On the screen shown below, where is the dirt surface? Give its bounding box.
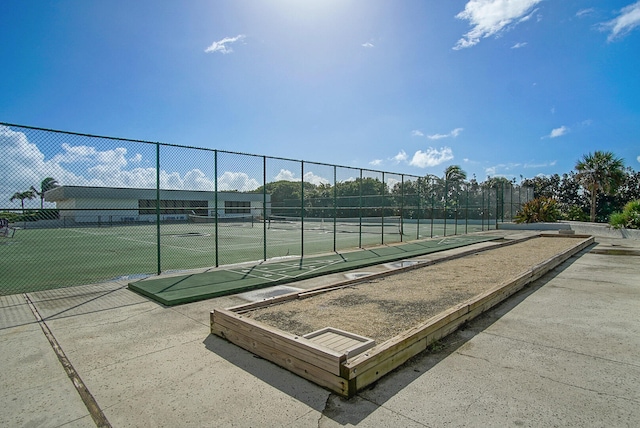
[245,237,583,344]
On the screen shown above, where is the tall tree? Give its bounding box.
[443,165,467,184]
[30,177,59,209]
[575,151,625,222]
[10,190,36,213]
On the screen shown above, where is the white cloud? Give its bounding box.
[601,1,640,41]
[217,171,259,191]
[524,160,557,168]
[511,42,527,49]
[411,130,424,137]
[391,151,408,164]
[450,127,463,137]
[387,178,400,189]
[0,125,260,208]
[454,0,542,50]
[548,126,569,138]
[408,147,454,168]
[369,159,383,166]
[427,128,463,140]
[576,8,595,18]
[1,126,91,209]
[518,10,536,23]
[483,162,524,178]
[304,172,330,186]
[205,35,246,54]
[272,169,329,186]
[274,169,297,182]
[637,155,640,164]
[362,42,375,48]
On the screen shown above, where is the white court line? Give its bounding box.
[225,267,286,282]
[70,228,214,254]
[225,256,344,282]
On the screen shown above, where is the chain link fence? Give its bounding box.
[0,123,533,295]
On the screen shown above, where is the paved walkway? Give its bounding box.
[1,232,639,427]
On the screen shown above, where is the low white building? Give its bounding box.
[44,186,270,224]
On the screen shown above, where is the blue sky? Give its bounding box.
[1,0,639,202]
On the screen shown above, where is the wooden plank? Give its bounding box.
[225,291,303,313]
[467,270,532,313]
[213,321,348,395]
[539,233,593,239]
[529,236,593,281]
[353,338,427,393]
[343,303,469,379]
[212,309,345,375]
[352,306,478,392]
[303,327,376,357]
[212,309,344,364]
[315,334,353,349]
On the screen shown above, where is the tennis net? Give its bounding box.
[189,214,255,227]
[267,216,402,234]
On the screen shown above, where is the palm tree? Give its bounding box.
[444,165,467,184]
[575,151,625,222]
[440,166,468,233]
[10,190,36,213]
[441,165,467,201]
[30,177,59,209]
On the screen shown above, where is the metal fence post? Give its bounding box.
[156,143,161,275]
[381,172,385,245]
[482,185,485,231]
[400,174,404,241]
[333,165,337,252]
[214,150,219,267]
[443,179,448,237]
[454,189,459,235]
[359,169,363,248]
[465,184,469,234]
[416,178,421,240]
[301,161,304,258]
[263,156,267,261]
[430,178,435,238]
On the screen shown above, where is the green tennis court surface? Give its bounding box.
[129,235,500,306]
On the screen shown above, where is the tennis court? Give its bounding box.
[128,234,500,305]
[0,123,531,298]
[0,218,494,296]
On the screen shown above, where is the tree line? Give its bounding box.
[253,165,523,220]
[522,151,639,223]
[7,151,638,226]
[256,151,638,225]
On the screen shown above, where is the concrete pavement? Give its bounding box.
[1,233,639,427]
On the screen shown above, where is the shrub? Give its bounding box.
[0,209,59,223]
[0,212,21,223]
[609,200,640,229]
[514,197,560,223]
[560,204,589,222]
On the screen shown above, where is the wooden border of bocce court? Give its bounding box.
[210,233,594,398]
